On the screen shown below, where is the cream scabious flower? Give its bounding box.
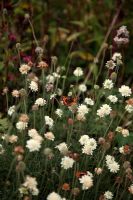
[28,129,43,142]
[105,155,120,173]
[29,81,38,92]
[104,191,113,200]
[77,104,89,115]
[121,128,129,137]
[44,132,55,141]
[78,84,87,92]
[55,142,68,155]
[61,156,75,169]
[125,104,133,113]
[79,135,90,145]
[103,79,113,90]
[45,116,54,128]
[107,95,118,103]
[97,104,112,118]
[84,98,94,106]
[55,109,63,118]
[16,121,28,130]
[47,192,64,200]
[73,67,83,77]
[112,52,122,61]
[35,98,46,106]
[26,139,41,152]
[119,85,132,97]
[79,173,93,190]
[8,105,15,116]
[19,64,31,74]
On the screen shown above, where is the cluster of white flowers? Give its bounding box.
[19,175,39,196]
[107,95,118,103]
[73,67,83,77]
[35,98,46,106]
[84,98,94,106]
[55,109,63,118]
[105,155,120,173]
[79,135,97,155]
[79,171,93,190]
[19,64,31,74]
[78,84,87,92]
[16,121,28,131]
[44,132,55,141]
[8,105,15,116]
[104,191,113,200]
[61,156,75,169]
[77,104,89,120]
[47,192,66,200]
[97,104,112,118]
[45,116,54,128]
[119,85,132,97]
[125,104,133,113]
[29,81,38,92]
[26,129,43,152]
[103,79,114,90]
[46,74,55,83]
[55,142,68,155]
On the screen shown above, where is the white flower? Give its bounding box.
[19,64,31,74]
[22,175,39,196]
[125,104,133,113]
[56,142,68,155]
[119,85,132,97]
[16,121,28,130]
[73,67,83,77]
[35,98,46,106]
[84,98,94,106]
[82,138,97,155]
[107,95,118,103]
[55,109,63,118]
[29,81,38,92]
[121,128,129,137]
[128,184,133,195]
[46,75,55,83]
[28,129,43,142]
[112,53,122,61]
[105,60,116,70]
[8,135,18,143]
[45,116,54,128]
[44,132,55,141]
[47,192,62,200]
[50,93,57,99]
[104,191,113,200]
[79,135,90,145]
[105,155,120,173]
[79,84,87,92]
[119,146,125,154]
[103,79,113,90]
[8,105,15,116]
[79,174,93,190]
[77,104,89,115]
[52,72,60,78]
[97,104,112,118]
[61,156,75,169]
[26,139,41,152]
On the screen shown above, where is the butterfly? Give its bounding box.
[61,96,78,106]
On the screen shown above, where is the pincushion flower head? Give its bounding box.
[79,171,93,190]
[97,104,112,118]
[19,64,31,74]
[44,132,55,141]
[61,156,75,169]
[103,79,113,90]
[47,192,65,200]
[55,142,68,155]
[107,95,118,103]
[84,98,94,106]
[119,85,132,97]
[35,98,46,106]
[73,67,83,77]
[45,116,54,128]
[105,155,120,173]
[29,81,38,92]
[78,84,87,92]
[104,191,113,199]
[26,139,41,152]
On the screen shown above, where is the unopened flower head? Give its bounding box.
[61,156,75,170]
